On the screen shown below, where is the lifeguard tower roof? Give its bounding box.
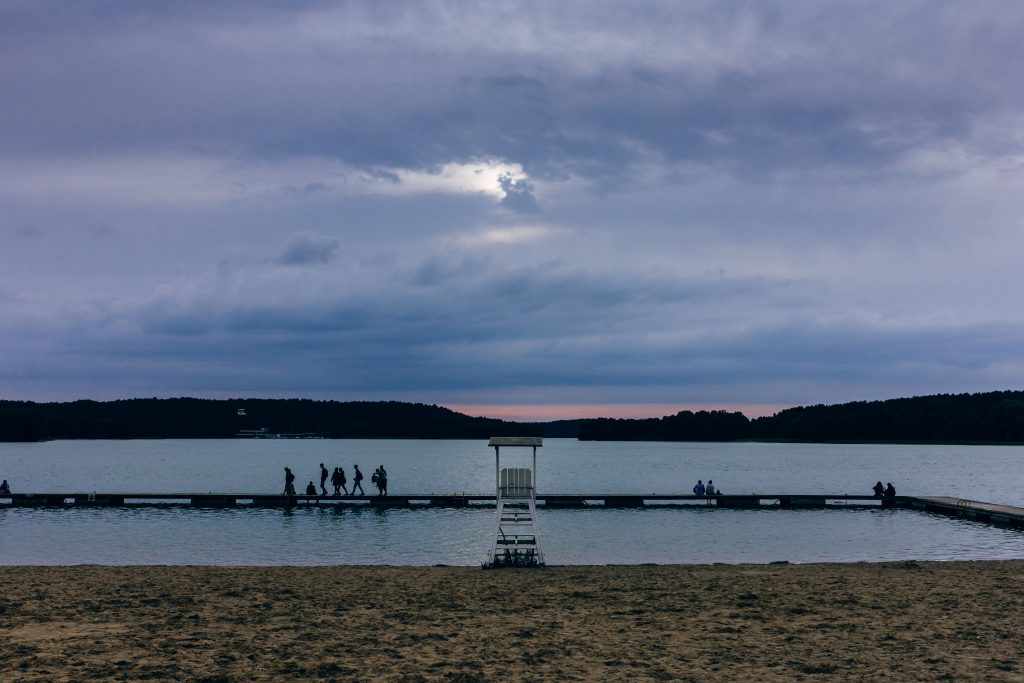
[488,436,542,447]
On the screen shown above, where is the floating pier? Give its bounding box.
[2,492,908,507]
[3,492,1024,527]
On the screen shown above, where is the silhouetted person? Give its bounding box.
[338,466,348,495]
[306,481,317,496]
[320,463,329,495]
[884,482,896,498]
[351,465,364,495]
[0,479,9,495]
[373,465,388,496]
[693,480,705,496]
[283,467,296,496]
[705,480,716,496]
[872,481,884,497]
[331,467,343,496]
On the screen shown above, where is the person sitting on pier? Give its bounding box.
[693,480,705,496]
[0,479,10,495]
[350,465,365,495]
[872,481,884,497]
[319,463,330,496]
[305,481,317,496]
[884,482,896,498]
[283,467,297,496]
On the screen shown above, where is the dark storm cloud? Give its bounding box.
[497,174,541,213]
[4,251,1022,405]
[3,1,1024,410]
[275,232,340,266]
[3,2,1021,179]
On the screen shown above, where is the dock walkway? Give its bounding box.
[2,492,1023,529]
[907,496,1024,527]
[0,492,906,507]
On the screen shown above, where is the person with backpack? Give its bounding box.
[350,465,364,495]
[338,466,348,495]
[283,467,296,496]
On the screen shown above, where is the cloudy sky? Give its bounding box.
[3,1,1024,420]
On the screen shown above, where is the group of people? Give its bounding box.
[282,463,388,497]
[872,481,897,498]
[370,466,388,496]
[692,479,719,496]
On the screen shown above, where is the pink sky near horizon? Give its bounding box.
[445,402,793,423]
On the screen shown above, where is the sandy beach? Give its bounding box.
[1,561,1022,681]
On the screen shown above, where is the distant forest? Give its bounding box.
[1,391,1024,443]
[0,399,538,442]
[579,391,1024,443]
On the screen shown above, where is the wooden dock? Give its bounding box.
[1,492,1021,526]
[906,496,1024,528]
[1,492,908,508]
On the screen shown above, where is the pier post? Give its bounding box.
[190,495,237,508]
[716,495,762,508]
[603,497,645,508]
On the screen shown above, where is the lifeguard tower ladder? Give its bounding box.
[484,436,545,568]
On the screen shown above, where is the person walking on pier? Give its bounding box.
[283,467,297,496]
[331,467,343,496]
[373,465,388,496]
[351,465,365,495]
[872,481,884,497]
[319,463,329,496]
[693,480,705,496]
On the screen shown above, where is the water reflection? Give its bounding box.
[1,504,1021,566]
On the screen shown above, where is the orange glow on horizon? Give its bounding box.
[444,402,791,422]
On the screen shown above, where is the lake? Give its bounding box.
[1,439,1022,565]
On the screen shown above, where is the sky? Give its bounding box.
[3,1,1024,421]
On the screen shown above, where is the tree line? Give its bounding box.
[0,398,537,442]
[2,391,1024,443]
[578,391,1024,443]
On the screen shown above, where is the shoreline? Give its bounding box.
[2,560,1022,681]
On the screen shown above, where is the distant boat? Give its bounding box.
[235,428,324,439]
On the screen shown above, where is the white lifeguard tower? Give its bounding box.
[484,436,545,568]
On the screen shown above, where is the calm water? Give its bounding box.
[1,439,1022,565]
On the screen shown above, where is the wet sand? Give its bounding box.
[1,561,1022,681]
